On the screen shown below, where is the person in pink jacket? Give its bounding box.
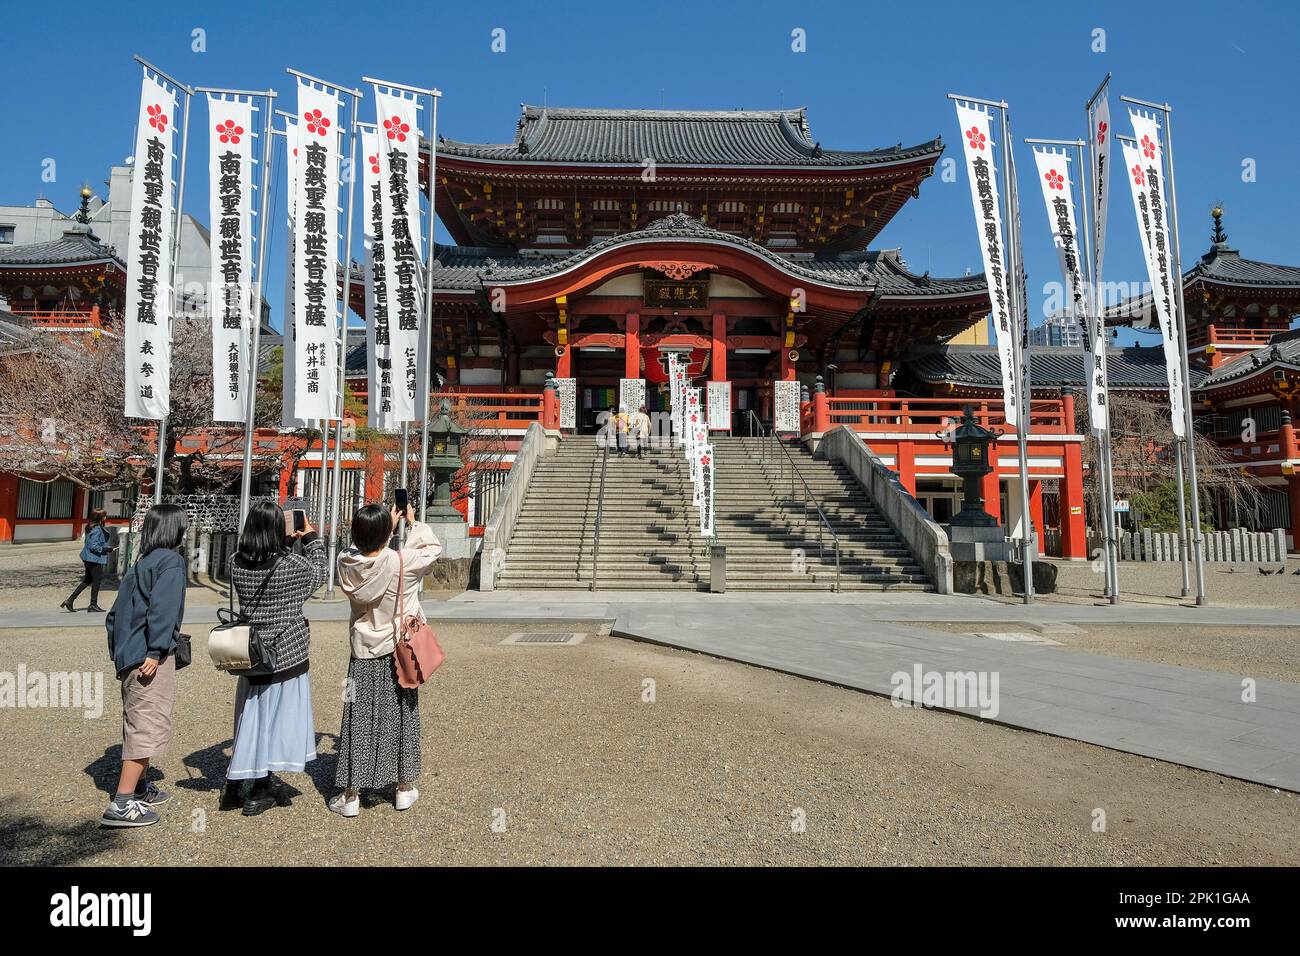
[329,502,442,817]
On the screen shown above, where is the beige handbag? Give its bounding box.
[208,556,284,676]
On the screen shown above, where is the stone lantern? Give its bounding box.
[425,397,468,521]
[949,405,999,528]
[946,404,1010,562]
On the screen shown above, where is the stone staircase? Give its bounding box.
[493,434,931,591]
[494,437,707,590]
[710,437,931,591]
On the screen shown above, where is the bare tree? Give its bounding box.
[1076,390,1261,529]
[0,320,299,493]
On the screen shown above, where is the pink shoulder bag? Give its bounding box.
[392,551,444,688]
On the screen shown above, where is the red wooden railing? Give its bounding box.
[809,395,1072,436]
[436,391,544,430]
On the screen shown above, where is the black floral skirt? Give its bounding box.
[335,654,421,790]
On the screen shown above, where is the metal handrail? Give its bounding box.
[589,425,611,590]
[746,410,841,591]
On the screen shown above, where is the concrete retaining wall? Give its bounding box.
[479,422,549,591]
[816,425,954,594]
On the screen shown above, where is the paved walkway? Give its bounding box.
[8,588,1298,791]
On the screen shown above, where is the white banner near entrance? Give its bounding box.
[1088,94,1112,281]
[124,70,178,420]
[361,128,395,429]
[697,443,714,537]
[619,378,645,415]
[706,380,730,431]
[1122,113,1186,437]
[555,377,576,429]
[207,95,254,422]
[291,78,341,422]
[372,86,425,424]
[1031,147,1107,434]
[668,354,687,438]
[280,119,308,429]
[773,379,800,433]
[954,101,1021,427]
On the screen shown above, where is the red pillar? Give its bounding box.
[1029,479,1045,541]
[0,473,17,543]
[364,443,386,504]
[624,312,640,380]
[1060,440,1087,558]
[1287,475,1300,553]
[711,312,727,382]
[896,443,917,496]
[555,345,571,379]
[779,347,796,381]
[543,383,560,430]
[983,441,1002,524]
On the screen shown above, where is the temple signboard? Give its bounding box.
[643,278,709,309]
[773,379,800,433]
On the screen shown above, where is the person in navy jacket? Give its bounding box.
[62,508,113,612]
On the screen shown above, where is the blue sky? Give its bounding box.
[3,0,1297,344]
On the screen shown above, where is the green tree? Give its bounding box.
[1131,479,1214,532]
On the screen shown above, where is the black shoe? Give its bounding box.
[218,781,244,812]
[241,780,277,817]
[60,600,75,612]
[87,604,105,613]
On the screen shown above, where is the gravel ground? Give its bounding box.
[1032,557,1300,609]
[1,620,1297,867]
[908,622,1300,685]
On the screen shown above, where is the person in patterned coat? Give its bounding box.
[222,500,327,816]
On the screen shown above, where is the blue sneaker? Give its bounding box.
[134,780,170,806]
[101,798,159,828]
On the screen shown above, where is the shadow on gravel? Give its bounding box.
[84,746,165,795]
[0,798,118,865]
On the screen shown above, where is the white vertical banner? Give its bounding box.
[372,86,425,424]
[124,71,178,420]
[555,377,576,429]
[773,379,800,433]
[1032,148,1106,432]
[292,79,342,421]
[954,101,1020,426]
[697,443,714,537]
[1089,95,1112,280]
[669,354,686,437]
[706,380,730,430]
[207,95,254,422]
[619,378,645,415]
[1123,113,1186,437]
[361,128,395,429]
[280,120,307,428]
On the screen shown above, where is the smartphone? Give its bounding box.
[284,509,307,535]
[394,488,409,514]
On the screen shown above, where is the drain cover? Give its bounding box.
[500,631,587,646]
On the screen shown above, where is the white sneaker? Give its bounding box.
[395,786,419,811]
[328,792,360,817]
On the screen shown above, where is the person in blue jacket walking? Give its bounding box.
[102,504,188,828]
[62,508,113,612]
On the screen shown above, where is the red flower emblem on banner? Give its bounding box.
[1131,164,1145,186]
[215,119,244,144]
[147,104,168,133]
[368,154,381,174]
[1140,134,1156,159]
[383,116,410,142]
[1097,120,1107,144]
[700,454,711,467]
[303,109,331,136]
[1044,169,1065,190]
[965,125,986,151]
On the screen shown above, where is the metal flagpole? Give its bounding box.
[416,90,442,523]
[1085,74,1121,602]
[138,57,193,505]
[202,87,279,533]
[1173,438,1191,595]
[1120,98,1206,604]
[326,87,363,597]
[999,103,1034,604]
[316,419,330,530]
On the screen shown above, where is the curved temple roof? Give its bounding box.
[438,105,943,169]
[419,213,986,298]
